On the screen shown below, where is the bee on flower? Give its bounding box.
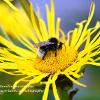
[0,0,100,100]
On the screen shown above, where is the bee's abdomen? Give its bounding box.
[37,48,45,58]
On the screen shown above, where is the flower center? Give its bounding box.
[33,46,78,74]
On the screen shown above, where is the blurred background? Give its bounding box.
[0,0,100,100]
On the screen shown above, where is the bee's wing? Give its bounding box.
[43,41,54,45]
[34,41,47,48]
[34,42,42,48]
[34,41,54,48]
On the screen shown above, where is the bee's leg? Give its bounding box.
[42,56,45,60]
[55,50,57,57]
[42,52,47,60]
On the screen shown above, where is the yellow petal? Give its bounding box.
[64,73,86,87]
[42,76,51,100]
[30,3,43,41]
[52,82,60,100]
[56,18,61,39]
[3,0,18,11]
[39,19,49,41]
[46,0,55,38]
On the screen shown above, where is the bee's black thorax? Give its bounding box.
[40,38,62,51]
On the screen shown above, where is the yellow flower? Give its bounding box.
[0,0,100,100]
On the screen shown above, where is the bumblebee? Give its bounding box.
[34,37,63,60]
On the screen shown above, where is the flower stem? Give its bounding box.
[58,87,78,100]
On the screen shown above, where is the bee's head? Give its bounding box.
[49,37,64,49]
[58,41,64,49]
[48,37,58,44]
